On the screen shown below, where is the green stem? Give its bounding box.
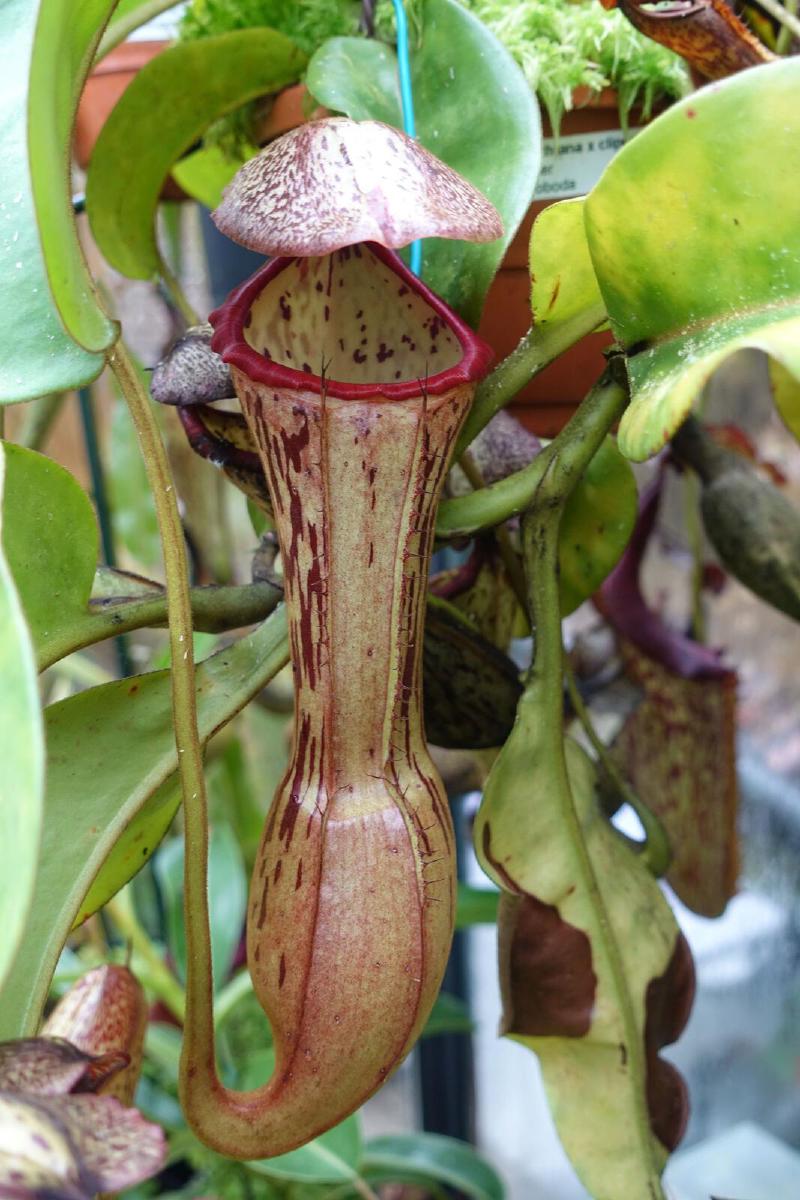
[756,0,800,46]
[79,386,133,677]
[160,257,201,328]
[212,969,255,1030]
[351,1179,381,1200]
[776,0,799,53]
[438,368,627,540]
[108,338,209,1020]
[37,580,282,671]
[106,891,186,1022]
[18,393,65,451]
[95,0,183,62]
[563,656,671,877]
[455,303,606,458]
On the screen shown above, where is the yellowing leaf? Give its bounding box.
[584,60,800,461]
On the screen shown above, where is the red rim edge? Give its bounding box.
[209,242,494,401]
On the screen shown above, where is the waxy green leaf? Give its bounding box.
[422,991,474,1037]
[75,779,180,927]
[248,1108,362,1184]
[559,437,637,615]
[28,0,119,352]
[363,1133,504,1200]
[477,736,691,1200]
[87,30,306,279]
[0,610,288,1040]
[0,2,108,402]
[530,197,606,341]
[153,822,248,989]
[307,0,541,323]
[455,883,499,929]
[0,446,45,994]
[475,469,691,1200]
[1,442,98,665]
[584,60,800,461]
[171,142,256,211]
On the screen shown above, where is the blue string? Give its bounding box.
[391,0,422,276]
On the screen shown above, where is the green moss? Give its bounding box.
[179,0,361,152]
[459,0,691,133]
[180,0,362,56]
[179,0,690,153]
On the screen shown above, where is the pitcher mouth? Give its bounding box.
[209,242,493,402]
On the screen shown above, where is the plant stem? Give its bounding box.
[519,372,665,1200]
[756,0,800,46]
[95,0,183,62]
[78,386,133,677]
[160,257,201,328]
[106,890,186,1022]
[212,969,255,1029]
[438,368,627,539]
[455,303,606,458]
[776,0,799,52]
[37,579,283,671]
[18,393,65,451]
[108,338,208,1015]
[563,655,671,877]
[351,1178,381,1200]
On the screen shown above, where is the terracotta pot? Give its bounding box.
[478,89,661,436]
[75,40,187,200]
[254,82,327,143]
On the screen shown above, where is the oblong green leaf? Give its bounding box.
[74,778,180,927]
[0,609,288,1040]
[248,1109,362,1184]
[171,142,255,211]
[306,38,401,127]
[1,442,98,663]
[559,436,637,615]
[422,991,474,1037]
[0,445,44,993]
[455,883,499,929]
[476,734,688,1200]
[28,0,119,352]
[153,821,247,989]
[307,0,541,323]
[0,1,105,402]
[530,197,606,339]
[363,1133,504,1200]
[86,29,306,280]
[584,60,800,461]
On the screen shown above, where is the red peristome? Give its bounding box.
[209,242,493,401]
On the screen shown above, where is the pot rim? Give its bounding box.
[87,39,170,78]
[209,242,494,401]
